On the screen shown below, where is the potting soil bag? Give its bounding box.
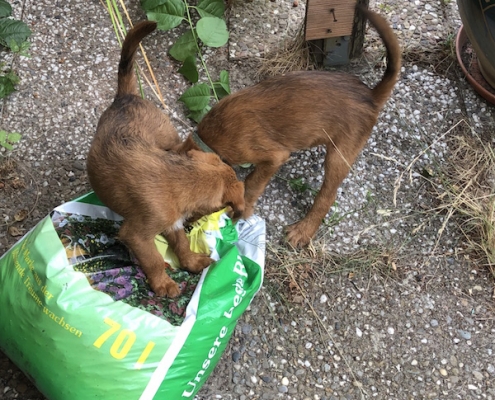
[0,192,265,399]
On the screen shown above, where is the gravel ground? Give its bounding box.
[1,0,495,399]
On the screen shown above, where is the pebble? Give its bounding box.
[472,371,483,381]
[278,385,288,393]
[458,330,472,340]
[72,160,85,171]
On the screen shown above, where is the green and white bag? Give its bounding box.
[0,192,265,399]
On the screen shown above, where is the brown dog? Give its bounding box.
[177,6,401,247]
[87,21,245,297]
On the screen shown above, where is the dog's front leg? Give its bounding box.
[119,221,181,298]
[164,229,213,273]
[243,154,289,219]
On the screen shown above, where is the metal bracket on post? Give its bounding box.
[322,35,350,66]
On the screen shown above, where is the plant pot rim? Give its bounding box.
[455,24,495,106]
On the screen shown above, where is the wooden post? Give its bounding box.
[305,0,369,65]
[349,0,369,59]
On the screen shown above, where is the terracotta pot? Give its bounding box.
[456,25,495,105]
[456,0,495,89]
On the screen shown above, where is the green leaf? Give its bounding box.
[178,55,199,83]
[7,131,21,143]
[212,69,230,99]
[169,30,197,61]
[145,0,185,31]
[0,71,19,99]
[196,0,225,18]
[289,177,310,193]
[0,18,31,49]
[178,83,211,111]
[196,16,228,48]
[0,0,12,18]
[0,130,21,150]
[188,105,211,123]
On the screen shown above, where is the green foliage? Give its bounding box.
[0,66,18,98]
[289,177,311,194]
[0,0,31,100]
[0,0,12,18]
[0,130,21,151]
[0,0,31,49]
[141,0,230,122]
[178,83,211,111]
[178,55,199,83]
[195,16,228,47]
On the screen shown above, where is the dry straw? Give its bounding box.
[434,123,495,277]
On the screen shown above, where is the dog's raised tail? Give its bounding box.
[359,6,401,110]
[117,20,157,97]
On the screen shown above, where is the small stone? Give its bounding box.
[242,324,252,335]
[232,351,241,362]
[320,294,328,303]
[473,371,484,381]
[458,330,471,340]
[450,355,458,366]
[430,319,438,327]
[356,327,363,337]
[439,369,448,376]
[72,160,85,171]
[278,385,288,393]
[281,377,289,386]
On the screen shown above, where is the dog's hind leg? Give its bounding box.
[119,221,181,298]
[164,229,213,273]
[242,151,290,219]
[286,145,354,247]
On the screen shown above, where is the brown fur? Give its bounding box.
[87,21,244,297]
[177,7,401,247]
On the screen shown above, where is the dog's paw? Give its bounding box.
[150,276,181,298]
[285,221,314,248]
[182,253,214,274]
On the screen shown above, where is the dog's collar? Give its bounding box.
[191,130,215,154]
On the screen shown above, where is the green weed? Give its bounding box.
[0,130,21,151]
[0,0,31,99]
[141,0,230,122]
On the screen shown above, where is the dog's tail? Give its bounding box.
[117,20,157,97]
[359,6,401,109]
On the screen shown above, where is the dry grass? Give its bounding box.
[401,30,457,76]
[256,26,315,78]
[264,242,398,303]
[433,125,495,278]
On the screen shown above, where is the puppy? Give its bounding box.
[177,6,401,247]
[87,21,244,297]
